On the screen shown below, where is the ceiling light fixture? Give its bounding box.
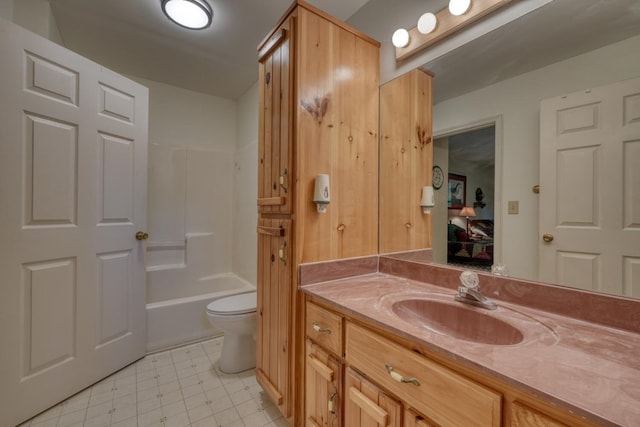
[449,0,472,16]
[392,28,410,48]
[161,0,213,30]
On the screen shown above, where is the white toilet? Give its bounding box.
[206,291,257,373]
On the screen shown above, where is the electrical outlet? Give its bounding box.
[508,200,519,214]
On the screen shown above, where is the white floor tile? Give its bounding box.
[21,337,284,427]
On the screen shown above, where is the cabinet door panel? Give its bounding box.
[345,368,402,427]
[511,401,568,427]
[306,340,342,427]
[256,218,292,414]
[405,408,440,427]
[258,18,293,215]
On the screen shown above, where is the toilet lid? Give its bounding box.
[207,291,256,315]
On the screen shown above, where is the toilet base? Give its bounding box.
[219,333,256,373]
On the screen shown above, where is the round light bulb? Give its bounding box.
[162,0,212,30]
[449,0,471,16]
[417,12,437,34]
[392,28,410,48]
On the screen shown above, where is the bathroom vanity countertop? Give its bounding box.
[301,273,640,427]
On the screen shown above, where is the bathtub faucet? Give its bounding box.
[454,271,497,310]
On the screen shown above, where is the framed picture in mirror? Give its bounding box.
[448,173,466,209]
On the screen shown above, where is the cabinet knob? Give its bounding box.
[542,233,554,243]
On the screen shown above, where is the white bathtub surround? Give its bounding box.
[146,144,233,274]
[233,82,259,285]
[146,274,255,352]
[20,337,288,427]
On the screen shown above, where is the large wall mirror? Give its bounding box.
[371,0,640,299]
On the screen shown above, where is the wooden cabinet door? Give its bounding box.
[345,368,402,427]
[256,218,292,416]
[511,402,568,427]
[258,16,294,215]
[404,409,439,427]
[305,340,342,427]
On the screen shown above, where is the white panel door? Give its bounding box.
[0,18,148,426]
[539,76,640,297]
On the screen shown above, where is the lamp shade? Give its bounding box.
[459,206,476,217]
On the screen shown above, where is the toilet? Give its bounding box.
[206,291,257,373]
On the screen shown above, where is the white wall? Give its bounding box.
[233,82,259,284]
[10,0,63,45]
[0,0,13,21]
[434,35,640,281]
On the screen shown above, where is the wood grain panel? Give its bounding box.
[305,340,341,427]
[511,401,568,427]
[345,367,401,427]
[346,322,501,427]
[379,69,433,253]
[306,302,343,356]
[295,7,379,264]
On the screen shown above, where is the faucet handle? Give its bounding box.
[460,270,480,290]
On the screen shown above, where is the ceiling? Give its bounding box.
[48,0,640,101]
[49,0,371,100]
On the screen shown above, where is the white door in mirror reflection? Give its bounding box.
[539,76,640,297]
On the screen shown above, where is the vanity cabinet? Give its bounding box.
[304,297,600,427]
[257,1,380,422]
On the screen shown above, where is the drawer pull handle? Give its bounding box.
[328,389,337,416]
[312,321,331,334]
[385,363,420,386]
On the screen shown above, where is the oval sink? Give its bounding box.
[392,298,524,345]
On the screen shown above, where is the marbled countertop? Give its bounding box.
[301,273,640,427]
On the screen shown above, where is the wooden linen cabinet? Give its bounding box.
[256,0,380,423]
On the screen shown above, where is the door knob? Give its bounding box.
[135,231,149,240]
[542,233,554,243]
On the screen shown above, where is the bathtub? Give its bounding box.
[146,273,255,352]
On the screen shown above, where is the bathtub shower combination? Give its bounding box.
[146,271,255,352]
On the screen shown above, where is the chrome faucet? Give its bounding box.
[454,271,497,310]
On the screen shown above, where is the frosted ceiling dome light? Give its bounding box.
[449,0,471,16]
[162,0,213,29]
[392,28,410,48]
[417,12,437,34]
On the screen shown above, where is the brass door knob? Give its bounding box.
[135,231,149,241]
[542,233,554,243]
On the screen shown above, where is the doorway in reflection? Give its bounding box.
[433,126,495,271]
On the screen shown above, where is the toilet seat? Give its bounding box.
[206,291,256,316]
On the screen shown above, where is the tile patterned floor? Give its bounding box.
[19,338,289,427]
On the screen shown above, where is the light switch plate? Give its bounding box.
[508,200,519,214]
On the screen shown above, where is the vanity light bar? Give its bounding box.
[395,0,512,61]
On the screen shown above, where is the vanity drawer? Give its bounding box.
[345,322,501,427]
[306,302,343,356]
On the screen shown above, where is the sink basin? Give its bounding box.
[392,298,524,345]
